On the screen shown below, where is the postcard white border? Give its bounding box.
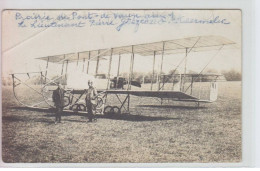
[0,0,258,168]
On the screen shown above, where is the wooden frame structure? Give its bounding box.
[11,35,235,114]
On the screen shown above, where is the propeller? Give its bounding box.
[128,80,141,88]
[110,77,141,88]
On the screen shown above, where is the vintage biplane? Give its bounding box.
[11,35,235,115]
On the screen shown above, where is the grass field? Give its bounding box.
[1,81,241,163]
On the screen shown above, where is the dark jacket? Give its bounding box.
[52,87,65,108]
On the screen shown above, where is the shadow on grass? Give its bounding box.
[8,106,53,113]
[43,113,179,122]
[8,107,180,122]
[100,114,180,122]
[137,105,206,110]
[3,115,55,124]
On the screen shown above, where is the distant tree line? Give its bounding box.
[221,69,241,81]
[2,77,12,86]
[1,74,67,86]
[1,69,241,86]
[127,69,241,83]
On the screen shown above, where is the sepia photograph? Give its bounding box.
[1,9,242,164]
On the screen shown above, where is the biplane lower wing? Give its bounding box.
[71,89,211,103]
[106,90,196,98]
[105,90,212,103]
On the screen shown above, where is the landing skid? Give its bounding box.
[103,93,131,115]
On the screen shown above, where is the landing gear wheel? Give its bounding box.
[41,86,55,108]
[63,96,70,108]
[77,104,86,111]
[104,106,114,115]
[72,104,78,111]
[72,104,86,112]
[96,97,104,109]
[112,106,121,115]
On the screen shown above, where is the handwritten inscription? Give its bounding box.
[15,11,230,31]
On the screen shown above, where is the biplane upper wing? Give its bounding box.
[36,35,235,63]
[36,50,109,64]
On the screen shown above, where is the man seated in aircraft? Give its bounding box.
[52,83,65,124]
[111,77,125,89]
[85,80,98,122]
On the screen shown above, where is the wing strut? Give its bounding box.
[182,48,188,91]
[107,48,113,89]
[86,51,90,74]
[44,57,49,82]
[151,51,156,90]
[95,50,100,76]
[61,55,65,76]
[158,41,165,90]
[65,60,69,80]
[116,53,121,86]
[130,45,135,90]
[127,45,135,90]
[82,58,85,72]
[76,52,80,66]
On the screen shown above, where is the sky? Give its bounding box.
[2,10,241,77]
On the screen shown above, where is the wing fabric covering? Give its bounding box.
[105,90,211,102]
[105,90,196,99]
[36,36,235,63]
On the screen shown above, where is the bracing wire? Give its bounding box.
[184,45,224,93]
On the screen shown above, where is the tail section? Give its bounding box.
[210,82,218,102]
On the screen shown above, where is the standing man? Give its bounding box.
[85,80,98,122]
[52,83,65,124]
